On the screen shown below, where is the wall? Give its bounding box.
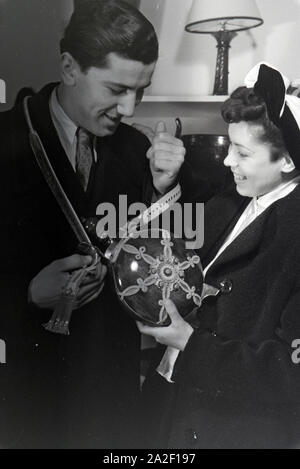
[140,0,300,97]
[0,0,73,110]
[0,0,299,133]
[126,0,300,135]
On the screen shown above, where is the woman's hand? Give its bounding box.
[137,299,194,351]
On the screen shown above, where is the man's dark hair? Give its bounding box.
[60,0,159,72]
[221,86,288,162]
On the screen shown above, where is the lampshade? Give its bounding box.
[185,0,263,33]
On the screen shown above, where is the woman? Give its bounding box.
[138,63,300,449]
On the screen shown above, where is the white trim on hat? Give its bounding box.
[243,62,300,130]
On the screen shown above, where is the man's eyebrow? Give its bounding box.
[103,81,152,89]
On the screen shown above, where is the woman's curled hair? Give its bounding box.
[221,87,267,123]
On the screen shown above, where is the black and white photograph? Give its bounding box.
[1,0,300,454]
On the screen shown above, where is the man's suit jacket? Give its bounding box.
[0,83,156,448]
[146,185,300,449]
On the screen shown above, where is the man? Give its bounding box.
[0,0,189,448]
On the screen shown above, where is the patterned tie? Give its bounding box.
[75,127,93,191]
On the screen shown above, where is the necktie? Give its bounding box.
[75,127,93,191]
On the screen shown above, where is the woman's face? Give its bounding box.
[224,121,286,197]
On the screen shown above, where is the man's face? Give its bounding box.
[67,52,156,136]
[224,121,286,198]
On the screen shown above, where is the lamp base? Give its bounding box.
[212,30,237,96]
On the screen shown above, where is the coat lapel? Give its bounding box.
[200,188,249,266]
[208,183,300,275]
[207,201,277,275]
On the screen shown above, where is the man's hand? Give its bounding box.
[148,122,185,195]
[133,121,185,195]
[131,123,155,143]
[29,254,107,310]
[136,299,193,351]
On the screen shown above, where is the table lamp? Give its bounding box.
[185,0,263,95]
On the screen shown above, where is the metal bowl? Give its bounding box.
[182,134,231,195]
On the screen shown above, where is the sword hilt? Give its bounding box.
[76,242,100,266]
[81,217,114,264]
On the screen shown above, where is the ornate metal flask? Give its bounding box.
[84,223,219,327]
